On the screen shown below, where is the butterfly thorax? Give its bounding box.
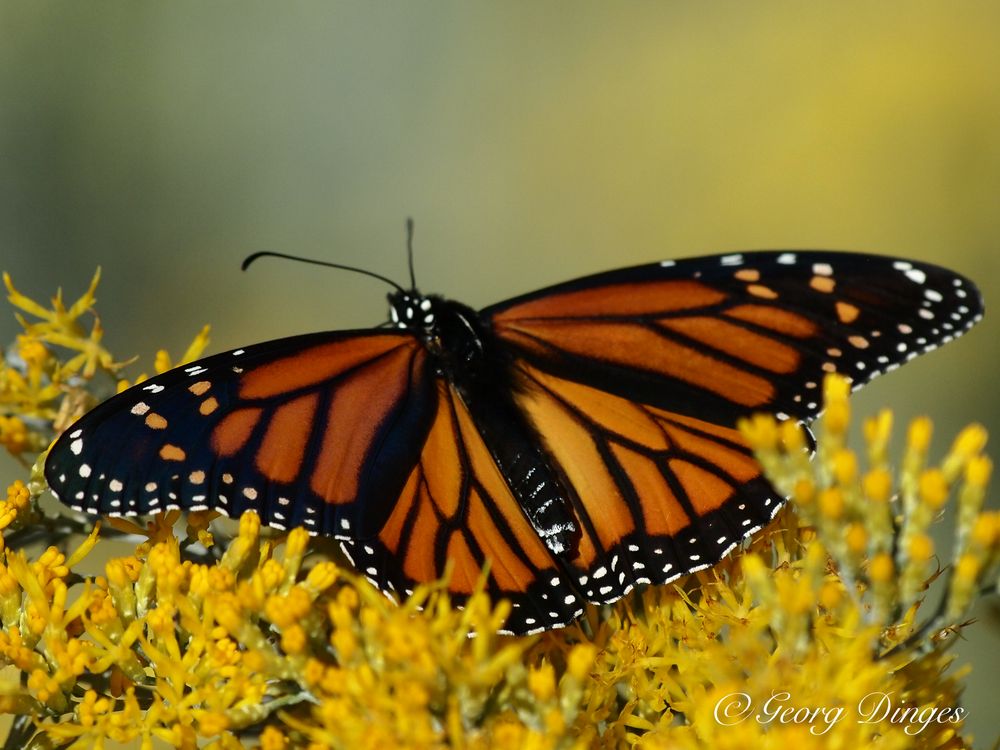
[388,291,487,375]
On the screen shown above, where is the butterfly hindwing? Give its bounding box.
[341,381,585,634]
[46,330,436,538]
[513,364,783,603]
[485,251,982,423]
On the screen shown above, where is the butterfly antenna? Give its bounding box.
[241,251,407,293]
[406,217,418,291]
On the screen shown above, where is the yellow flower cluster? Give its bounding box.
[2,271,114,437]
[1,270,209,457]
[0,272,995,748]
[741,376,998,642]
[0,497,597,749]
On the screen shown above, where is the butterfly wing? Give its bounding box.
[481,251,982,606]
[341,380,584,634]
[512,363,782,604]
[45,331,437,538]
[485,251,983,423]
[47,327,583,633]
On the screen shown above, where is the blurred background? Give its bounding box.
[1,1,998,743]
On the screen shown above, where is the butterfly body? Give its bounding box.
[45,250,983,633]
[389,289,579,555]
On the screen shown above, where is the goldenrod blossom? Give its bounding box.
[0,273,994,748]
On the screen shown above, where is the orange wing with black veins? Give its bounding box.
[46,331,437,539]
[478,251,981,607]
[509,363,780,604]
[340,381,585,634]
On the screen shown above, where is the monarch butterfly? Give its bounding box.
[44,243,982,634]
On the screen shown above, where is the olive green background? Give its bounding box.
[1,2,998,745]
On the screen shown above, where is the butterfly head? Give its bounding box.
[388,290,436,332]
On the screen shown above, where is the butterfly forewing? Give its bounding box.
[46,331,436,537]
[486,251,982,423]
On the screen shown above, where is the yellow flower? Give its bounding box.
[16,335,49,370]
[3,269,115,379]
[259,726,288,750]
[527,661,557,702]
[0,416,29,457]
[0,275,997,749]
